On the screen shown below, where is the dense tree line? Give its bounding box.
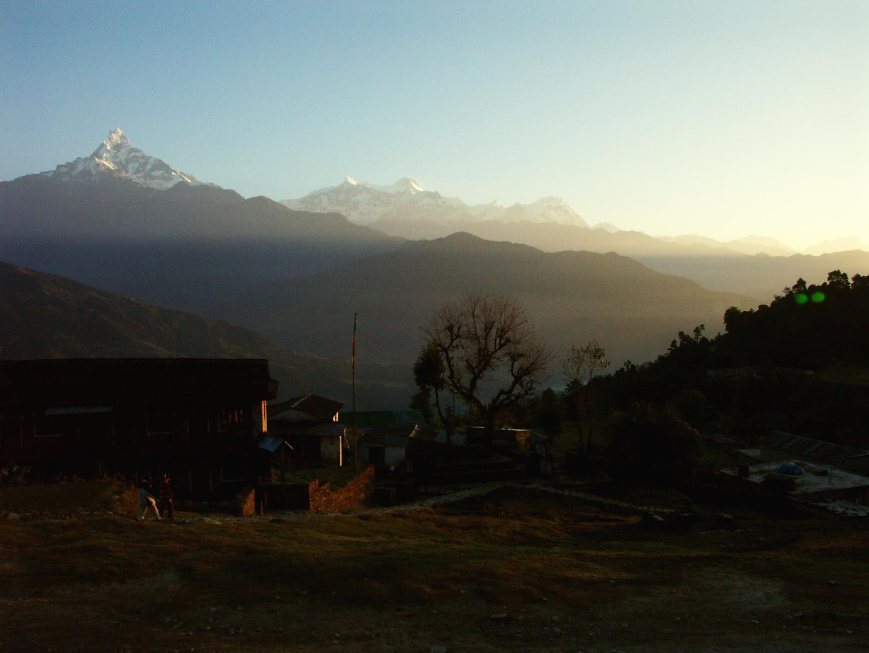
[592,271,869,448]
[412,273,868,477]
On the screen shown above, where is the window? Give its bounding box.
[34,414,66,438]
[147,410,173,435]
[219,406,251,432]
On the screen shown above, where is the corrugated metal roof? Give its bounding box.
[45,406,112,415]
[764,431,861,464]
[270,394,343,422]
[258,435,286,453]
[271,422,345,437]
[359,433,411,449]
[351,409,427,429]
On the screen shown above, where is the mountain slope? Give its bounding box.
[364,218,869,300]
[0,262,411,409]
[222,233,755,369]
[0,132,403,313]
[633,250,869,299]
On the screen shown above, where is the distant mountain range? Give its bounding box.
[281,175,867,259]
[0,130,401,313]
[408,220,869,299]
[1,127,867,390]
[2,130,391,243]
[282,176,589,230]
[0,261,412,409]
[222,232,756,369]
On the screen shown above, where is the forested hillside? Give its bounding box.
[594,271,869,447]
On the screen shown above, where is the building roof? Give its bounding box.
[358,430,412,450]
[269,393,343,422]
[722,460,869,495]
[351,409,427,429]
[761,432,863,465]
[0,358,278,410]
[357,422,443,449]
[257,435,291,453]
[271,422,346,438]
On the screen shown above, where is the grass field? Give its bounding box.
[1,481,867,652]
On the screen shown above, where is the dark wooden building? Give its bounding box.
[0,359,278,496]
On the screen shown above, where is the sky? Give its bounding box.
[1,0,867,250]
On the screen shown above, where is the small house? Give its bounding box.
[268,394,346,466]
[356,425,419,469]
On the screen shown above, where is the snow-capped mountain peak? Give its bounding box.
[283,176,449,225]
[41,129,210,191]
[387,176,425,194]
[91,127,132,160]
[281,177,588,229]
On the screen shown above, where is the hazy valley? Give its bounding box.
[3,8,868,653]
[2,129,866,384]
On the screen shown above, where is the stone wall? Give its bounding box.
[309,465,375,513]
[233,486,256,517]
[234,466,376,515]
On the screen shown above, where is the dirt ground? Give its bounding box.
[1,482,867,653]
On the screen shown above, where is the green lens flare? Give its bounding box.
[811,292,826,303]
[794,293,808,305]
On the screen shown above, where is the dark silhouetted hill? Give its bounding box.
[222,232,755,368]
[0,175,402,313]
[375,217,869,301]
[0,261,411,409]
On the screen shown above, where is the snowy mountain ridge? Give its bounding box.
[40,128,211,191]
[281,177,589,228]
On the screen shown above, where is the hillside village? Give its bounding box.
[1,133,867,653]
[3,3,868,649]
[2,271,868,522]
[2,280,869,652]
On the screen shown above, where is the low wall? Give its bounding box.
[309,465,376,513]
[233,466,376,515]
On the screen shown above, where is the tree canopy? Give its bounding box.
[424,293,549,446]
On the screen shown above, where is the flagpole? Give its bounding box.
[352,312,358,469]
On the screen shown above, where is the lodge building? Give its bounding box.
[0,359,278,496]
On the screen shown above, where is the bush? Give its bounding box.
[608,402,702,484]
[0,463,32,487]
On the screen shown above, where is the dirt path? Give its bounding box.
[169,479,676,525]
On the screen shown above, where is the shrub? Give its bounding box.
[608,402,702,483]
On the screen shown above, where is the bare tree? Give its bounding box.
[562,339,610,451]
[425,293,549,449]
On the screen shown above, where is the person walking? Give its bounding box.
[157,473,174,521]
[137,478,162,521]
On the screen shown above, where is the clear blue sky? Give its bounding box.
[2,1,867,249]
